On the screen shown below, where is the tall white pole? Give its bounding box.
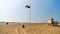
[25,3,31,23]
[29,3,31,23]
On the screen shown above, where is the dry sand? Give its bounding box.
[0,23,60,34]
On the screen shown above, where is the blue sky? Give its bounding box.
[0,0,60,23]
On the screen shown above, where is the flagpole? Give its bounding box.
[29,3,31,23]
[25,3,31,23]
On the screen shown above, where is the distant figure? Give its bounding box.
[6,23,8,25]
[22,25,25,28]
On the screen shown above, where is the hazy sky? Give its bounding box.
[0,0,60,23]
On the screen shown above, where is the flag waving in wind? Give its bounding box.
[25,4,31,22]
[25,5,30,8]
